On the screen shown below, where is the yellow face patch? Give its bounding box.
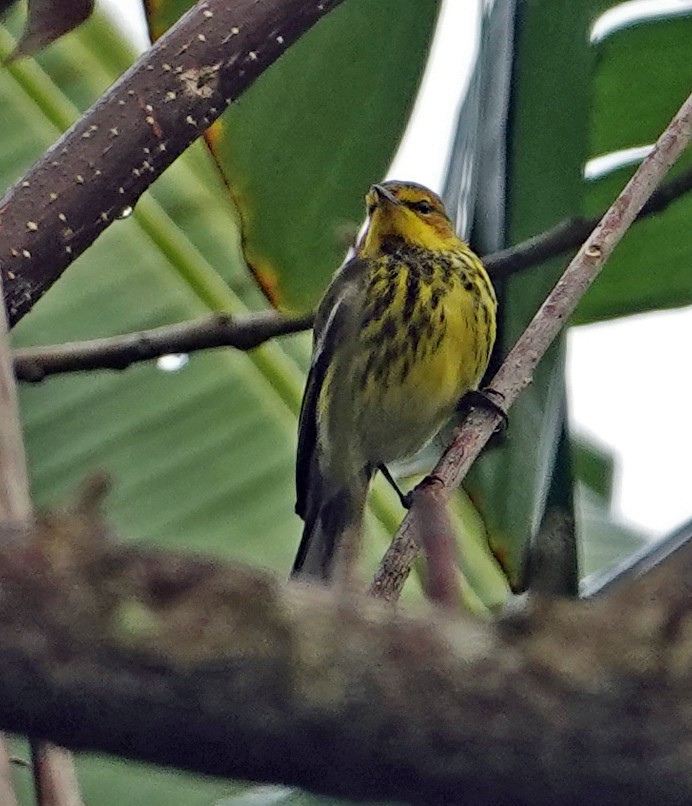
[359,182,458,257]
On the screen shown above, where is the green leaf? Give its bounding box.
[576,484,648,577]
[575,12,692,323]
[572,432,614,503]
[205,0,440,310]
[448,0,598,592]
[590,14,692,155]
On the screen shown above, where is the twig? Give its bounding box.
[484,162,692,280]
[370,90,692,602]
[13,311,313,381]
[0,516,689,805]
[411,477,460,609]
[31,745,84,806]
[0,265,83,804]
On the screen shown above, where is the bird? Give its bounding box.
[292,180,497,581]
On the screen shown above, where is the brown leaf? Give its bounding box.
[7,0,94,60]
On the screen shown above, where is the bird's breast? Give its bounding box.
[352,262,492,464]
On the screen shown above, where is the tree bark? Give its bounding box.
[0,512,689,805]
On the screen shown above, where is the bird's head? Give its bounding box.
[358,180,458,257]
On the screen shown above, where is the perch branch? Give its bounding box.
[0,0,346,327]
[371,90,692,601]
[0,513,689,805]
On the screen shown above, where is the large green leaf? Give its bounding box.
[445,0,599,592]
[574,12,692,323]
[444,2,692,592]
[145,0,441,310]
[216,0,440,310]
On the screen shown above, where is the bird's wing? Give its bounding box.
[295,257,367,520]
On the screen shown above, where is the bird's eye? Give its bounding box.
[412,200,435,215]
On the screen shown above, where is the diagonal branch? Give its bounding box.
[370,90,692,602]
[0,0,347,327]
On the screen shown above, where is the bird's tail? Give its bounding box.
[291,470,371,582]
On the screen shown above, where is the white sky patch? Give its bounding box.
[584,144,654,180]
[591,0,692,42]
[157,353,189,372]
[568,308,692,535]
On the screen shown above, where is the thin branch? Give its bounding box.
[370,90,692,602]
[0,263,83,802]
[13,311,313,381]
[0,513,689,805]
[0,0,347,328]
[0,234,27,806]
[484,162,692,280]
[0,291,31,523]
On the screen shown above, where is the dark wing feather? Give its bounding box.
[294,256,368,520]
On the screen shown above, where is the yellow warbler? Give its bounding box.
[293,181,497,580]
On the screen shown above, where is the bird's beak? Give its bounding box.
[370,184,401,207]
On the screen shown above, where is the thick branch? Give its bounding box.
[0,514,689,805]
[13,310,313,381]
[371,90,692,601]
[0,0,345,327]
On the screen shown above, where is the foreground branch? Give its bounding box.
[0,512,689,805]
[371,90,692,601]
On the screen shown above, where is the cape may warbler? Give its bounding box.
[293,180,497,580]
